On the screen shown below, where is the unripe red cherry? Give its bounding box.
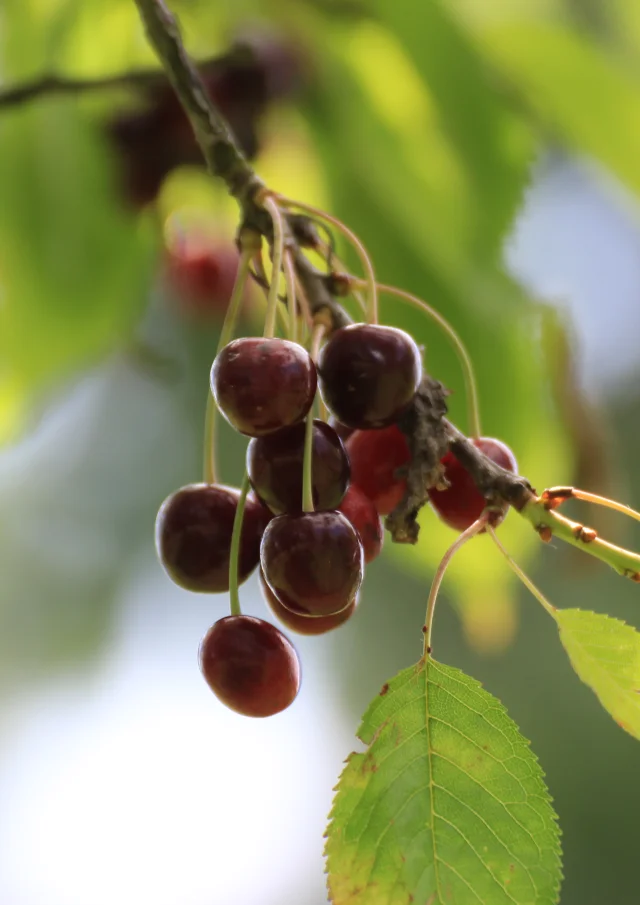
[259,570,357,635]
[155,483,271,592]
[346,424,411,516]
[338,485,384,564]
[428,438,518,531]
[317,324,422,429]
[261,510,364,617]
[165,237,240,319]
[211,337,317,437]
[247,419,349,514]
[199,615,300,717]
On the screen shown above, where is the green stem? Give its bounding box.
[262,195,285,339]
[202,391,217,484]
[302,323,326,512]
[557,487,640,523]
[423,514,488,656]
[488,527,556,617]
[520,497,640,581]
[283,249,298,344]
[228,473,251,617]
[217,246,253,355]
[277,195,378,325]
[302,411,315,513]
[203,246,253,484]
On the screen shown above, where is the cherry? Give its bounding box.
[317,324,422,429]
[338,485,384,564]
[211,337,317,437]
[260,511,363,617]
[428,438,518,531]
[328,416,354,443]
[165,236,241,319]
[155,483,271,592]
[247,419,349,514]
[199,615,300,717]
[259,570,357,635]
[346,424,411,516]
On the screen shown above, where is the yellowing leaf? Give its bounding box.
[326,658,562,905]
[555,609,640,739]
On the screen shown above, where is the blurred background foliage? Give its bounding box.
[0,0,639,903]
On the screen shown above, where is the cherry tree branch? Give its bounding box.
[130,0,640,585]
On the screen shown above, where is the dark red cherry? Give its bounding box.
[259,570,357,635]
[199,615,300,717]
[317,324,422,429]
[346,424,411,516]
[428,438,518,531]
[247,419,349,514]
[155,483,271,592]
[260,511,363,617]
[165,236,241,319]
[338,485,384,564]
[211,337,317,437]
[328,416,354,443]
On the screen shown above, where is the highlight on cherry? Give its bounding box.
[155,186,640,725]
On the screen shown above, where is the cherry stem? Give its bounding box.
[202,393,217,485]
[228,473,251,617]
[217,246,253,355]
[488,527,557,617]
[302,323,326,512]
[352,278,481,438]
[253,248,290,336]
[520,496,640,580]
[283,248,298,345]
[555,487,640,523]
[276,195,378,325]
[203,245,253,485]
[262,195,285,339]
[423,515,489,657]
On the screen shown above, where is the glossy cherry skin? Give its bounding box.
[211,337,317,437]
[199,615,300,717]
[428,438,518,531]
[328,416,354,443]
[259,570,357,635]
[260,511,364,617]
[247,419,349,514]
[338,485,384,564]
[317,324,422,429]
[346,424,411,516]
[155,483,271,592]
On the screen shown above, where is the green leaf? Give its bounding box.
[555,609,640,740]
[475,23,640,196]
[0,101,155,424]
[326,658,562,905]
[367,0,535,259]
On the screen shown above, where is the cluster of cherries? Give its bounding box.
[155,322,517,718]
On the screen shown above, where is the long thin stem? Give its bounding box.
[488,527,557,617]
[520,497,640,581]
[283,249,298,345]
[228,473,251,617]
[202,393,217,485]
[262,195,285,338]
[302,323,327,512]
[277,195,378,325]
[352,279,481,438]
[217,246,253,354]
[423,515,489,656]
[203,246,253,484]
[543,486,640,524]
